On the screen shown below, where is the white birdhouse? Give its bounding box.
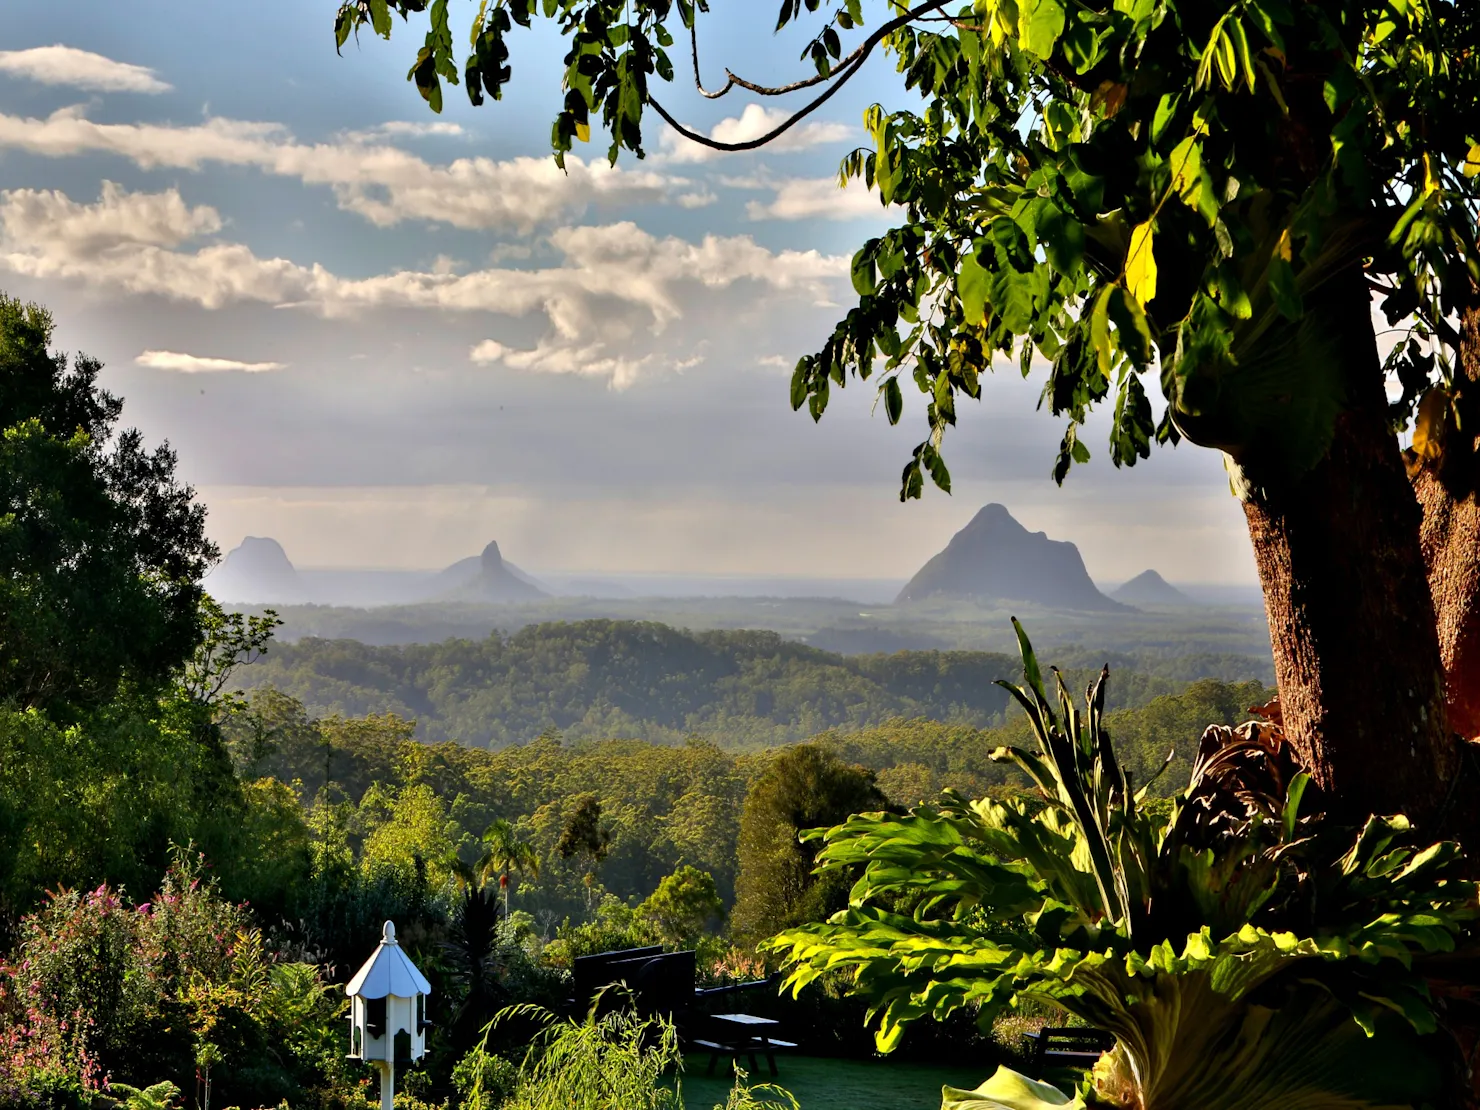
[347,921,432,1110]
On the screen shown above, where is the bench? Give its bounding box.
[1021,1027,1114,1076]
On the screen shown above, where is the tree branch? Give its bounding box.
[667,0,949,145]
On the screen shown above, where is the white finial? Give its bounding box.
[383,920,397,944]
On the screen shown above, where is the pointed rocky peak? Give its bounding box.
[896,504,1125,611]
[481,540,505,572]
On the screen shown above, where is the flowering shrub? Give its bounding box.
[0,852,353,1110]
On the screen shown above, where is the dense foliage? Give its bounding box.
[0,294,216,713]
[224,619,1262,748]
[768,623,1476,1107]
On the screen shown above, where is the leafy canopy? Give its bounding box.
[0,293,217,710]
[332,1,1480,496]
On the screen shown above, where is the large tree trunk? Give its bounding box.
[1412,300,1480,743]
[1240,271,1457,828]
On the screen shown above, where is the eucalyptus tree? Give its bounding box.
[328,1,1480,830]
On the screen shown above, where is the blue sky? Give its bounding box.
[0,0,1255,584]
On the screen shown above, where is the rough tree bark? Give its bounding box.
[1240,268,1458,828]
[1412,298,1480,745]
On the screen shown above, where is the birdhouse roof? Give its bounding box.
[346,921,432,999]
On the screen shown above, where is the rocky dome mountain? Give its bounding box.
[896,504,1124,611]
[1113,569,1195,607]
[434,541,547,602]
[206,537,303,603]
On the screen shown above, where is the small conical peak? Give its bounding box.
[481,541,504,572]
[382,920,398,946]
[958,503,1029,538]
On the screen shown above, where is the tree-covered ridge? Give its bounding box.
[216,672,1265,926]
[225,618,1266,748]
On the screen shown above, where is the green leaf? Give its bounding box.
[1284,773,1310,841]
[852,249,877,297]
[1170,137,1216,226]
[1107,286,1154,368]
[1017,0,1067,60]
[884,376,903,424]
[959,250,990,326]
[1089,286,1114,377]
[1268,255,1302,320]
[1126,221,1158,306]
[1037,201,1085,273]
[369,0,393,37]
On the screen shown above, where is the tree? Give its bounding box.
[732,743,886,943]
[638,865,724,945]
[477,816,541,915]
[328,2,1480,831]
[0,293,218,712]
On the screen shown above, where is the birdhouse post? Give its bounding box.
[346,921,432,1110]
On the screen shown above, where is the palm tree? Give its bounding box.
[476,818,539,917]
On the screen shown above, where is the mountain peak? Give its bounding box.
[896,505,1124,611]
[433,540,546,603]
[206,536,302,603]
[1112,569,1194,607]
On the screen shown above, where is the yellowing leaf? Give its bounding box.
[1465,144,1480,179]
[1412,387,1448,462]
[1276,227,1293,262]
[1422,153,1439,196]
[1126,221,1158,306]
[575,120,591,143]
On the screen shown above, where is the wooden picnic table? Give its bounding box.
[694,1013,796,1077]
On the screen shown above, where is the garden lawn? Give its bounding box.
[677,1054,997,1110]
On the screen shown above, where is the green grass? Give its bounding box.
[675,1054,997,1110]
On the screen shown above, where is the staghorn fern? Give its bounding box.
[766,620,1476,1110]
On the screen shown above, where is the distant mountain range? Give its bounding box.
[897,504,1125,611]
[205,537,546,605]
[205,505,1223,613]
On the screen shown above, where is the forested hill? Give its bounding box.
[229,618,1269,748]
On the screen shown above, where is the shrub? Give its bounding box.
[769,621,1476,1109]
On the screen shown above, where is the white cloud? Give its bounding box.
[0,107,688,233]
[361,120,465,138]
[660,104,854,164]
[744,175,886,221]
[0,45,171,94]
[1,181,221,255]
[1,184,846,388]
[136,350,286,373]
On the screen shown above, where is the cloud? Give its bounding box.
[660,104,854,164]
[1,184,846,388]
[360,120,465,138]
[0,45,171,94]
[743,175,887,221]
[1,180,221,255]
[0,107,688,233]
[136,350,286,373]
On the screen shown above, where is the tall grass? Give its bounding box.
[459,1003,802,1110]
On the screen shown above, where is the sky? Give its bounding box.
[0,1,1258,585]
